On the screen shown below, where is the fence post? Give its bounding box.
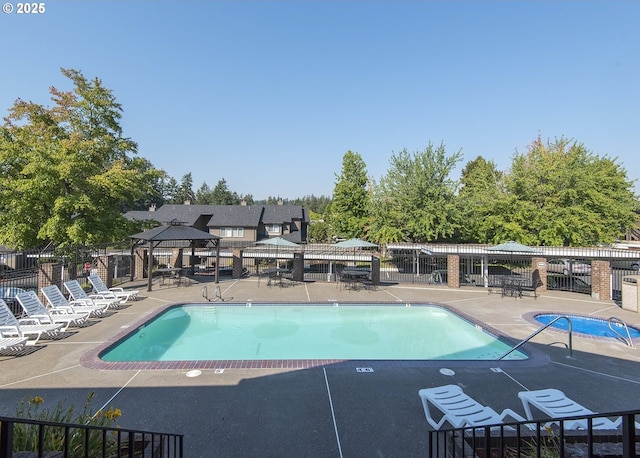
[96,255,114,288]
[38,262,62,301]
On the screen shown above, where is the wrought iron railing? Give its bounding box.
[428,410,639,458]
[0,415,183,458]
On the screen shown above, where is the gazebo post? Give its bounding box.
[147,241,154,292]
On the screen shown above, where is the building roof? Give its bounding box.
[261,205,308,224]
[124,204,308,227]
[206,205,264,227]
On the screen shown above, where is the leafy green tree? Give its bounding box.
[0,68,162,249]
[455,156,507,243]
[307,210,332,243]
[504,137,637,246]
[329,151,370,239]
[368,142,462,243]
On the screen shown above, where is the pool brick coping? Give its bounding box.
[80,301,549,370]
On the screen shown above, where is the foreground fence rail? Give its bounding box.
[0,415,183,458]
[428,410,639,458]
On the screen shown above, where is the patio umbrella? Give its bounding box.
[334,238,378,249]
[255,237,298,268]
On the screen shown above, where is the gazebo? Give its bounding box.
[129,223,220,291]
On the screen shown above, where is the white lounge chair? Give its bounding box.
[88,275,138,302]
[64,279,121,309]
[418,384,528,430]
[0,332,28,353]
[41,285,108,318]
[16,291,90,332]
[518,388,639,430]
[0,298,63,345]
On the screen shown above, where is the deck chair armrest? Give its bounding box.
[17,317,42,326]
[0,325,20,337]
[49,307,75,315]
[109,287,125,293]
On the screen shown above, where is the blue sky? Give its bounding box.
[1,1,638,200]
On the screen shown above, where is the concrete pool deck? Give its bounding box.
[1,276,639,457]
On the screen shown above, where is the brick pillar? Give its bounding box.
[447,255,460,288]
[134,248,146,280]
[371,256,380,285]
[96,255,114,288]
[292,252,305,281]
[38,262,62,302]
[531,257,547,292]
[591,260,611,301]
[232,248,244,279]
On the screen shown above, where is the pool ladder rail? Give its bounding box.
[499,315,574,360]
[608,316,634,348]
[499,315,636,360]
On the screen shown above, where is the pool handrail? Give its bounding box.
[498,315,573,360]
[608,317,634,348]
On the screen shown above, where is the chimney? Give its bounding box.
[184,200,191,205]
[149,204,156,212]
[241,200,247,206]
[277,198,283,206]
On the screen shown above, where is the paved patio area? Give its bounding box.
[1,276,639,457]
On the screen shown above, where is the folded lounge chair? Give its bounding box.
[41,285,108,318]
[64,279,121,309]
[518,388,639,430]
[418,384,528,430]
[0,298,63,345]
[88,275,139,302]
[16,291,90,332]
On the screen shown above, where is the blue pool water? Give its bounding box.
[100,304,528,362]
[535,314,640,339]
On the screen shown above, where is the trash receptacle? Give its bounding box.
[621,275,640,312]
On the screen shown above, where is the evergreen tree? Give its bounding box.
[329,151,370,239]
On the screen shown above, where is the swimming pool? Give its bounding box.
[96,303,527,367]
[534,313,640,340]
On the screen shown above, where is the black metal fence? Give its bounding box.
[428,410,639,458]
[0,415,183,458]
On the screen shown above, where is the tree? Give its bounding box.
[368,143,462,243]
[176,173,195,204]
[329,151,370,239]
[504,137,637,246]
[211,178,240,205]
[455,156,507,243]
[0,68,162,249]
[194,182,213,204]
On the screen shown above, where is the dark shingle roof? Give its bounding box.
[207,206,264,227]
[261,205,307,224]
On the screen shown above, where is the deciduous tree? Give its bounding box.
[0,68,162,249]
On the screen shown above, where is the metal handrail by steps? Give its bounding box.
[498,315,573,360]
[608,316,634,348]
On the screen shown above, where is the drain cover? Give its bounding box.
[356,367,374,373]
[439,368,455,376]
[186,370,202,378]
